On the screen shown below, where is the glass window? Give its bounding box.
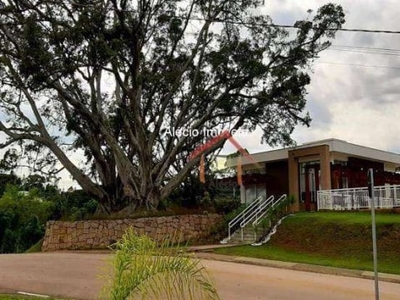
[299,161,320,203]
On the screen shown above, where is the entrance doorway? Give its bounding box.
[300,161,320,211]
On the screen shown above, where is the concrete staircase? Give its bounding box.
[220,194,287,245]
[228,225,257,244]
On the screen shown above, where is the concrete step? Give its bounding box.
[226,227,258,244]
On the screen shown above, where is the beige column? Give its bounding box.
[319,146,331,191]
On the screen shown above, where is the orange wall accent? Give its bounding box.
[288,145,331,211]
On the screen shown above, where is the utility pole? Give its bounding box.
[367,168,379,300]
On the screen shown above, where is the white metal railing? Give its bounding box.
[240,195,275,228]
[225,194,288,243]
[317,184,400,210]
[227,195,264,240]
[252,194,287,226]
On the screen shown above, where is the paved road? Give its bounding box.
[0,252,400,300]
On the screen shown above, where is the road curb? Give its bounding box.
[193,251,400,284]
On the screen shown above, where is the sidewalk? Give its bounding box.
[188,244,400,284]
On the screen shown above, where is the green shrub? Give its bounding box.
[1,228,17,253]
[19,215,44,250]
[0,185,55,253]
[59,189,99,221]
[200,191,212,208]
[212,195,241,214]
[157,198,172,211]
[102,229,220,300]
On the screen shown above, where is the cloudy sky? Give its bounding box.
[222,0,400,155]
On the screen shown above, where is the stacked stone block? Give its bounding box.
[42,214,222,251]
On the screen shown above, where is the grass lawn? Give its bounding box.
[215,211,400,274]
[0,295,60,300]
[286,210,400,225]
[25,239,43,253]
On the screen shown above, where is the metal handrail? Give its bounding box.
[228,196,263,239]
[252,194,287,227]
[240,195,274,228]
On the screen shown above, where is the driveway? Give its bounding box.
[0,252,400,300]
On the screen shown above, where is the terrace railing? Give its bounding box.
[317,184,400,210]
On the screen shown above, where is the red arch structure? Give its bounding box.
[188,130,260,185]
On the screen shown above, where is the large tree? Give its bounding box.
[0,0,345,212]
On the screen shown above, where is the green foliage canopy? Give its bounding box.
[0,1,345,211]
[0,184,55,252]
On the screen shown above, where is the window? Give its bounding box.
[299,161,320,203]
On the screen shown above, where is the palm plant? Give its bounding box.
[102,228,221,300]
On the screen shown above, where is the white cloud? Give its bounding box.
[221,0,400,155]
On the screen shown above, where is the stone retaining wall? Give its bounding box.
[42,214,222,251]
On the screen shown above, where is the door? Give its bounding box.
[304,165,320,211]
